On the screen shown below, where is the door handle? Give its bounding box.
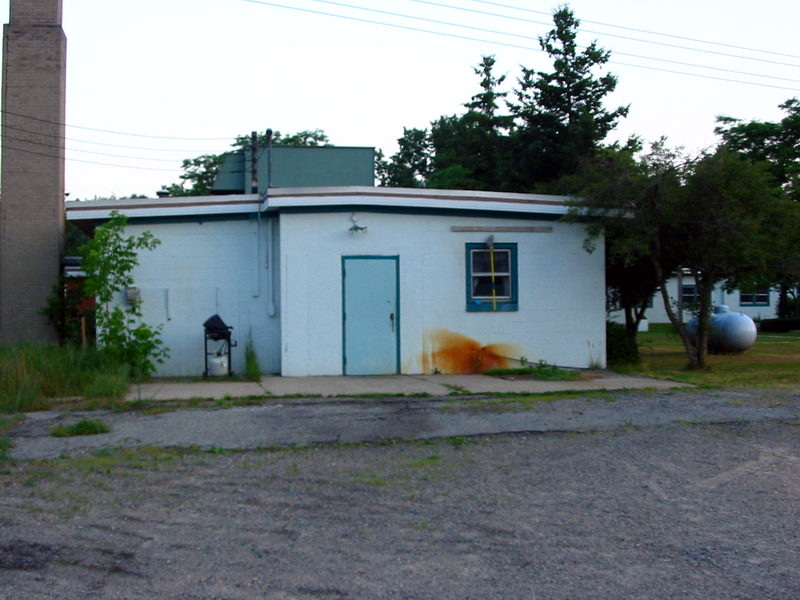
[389,312,395,332]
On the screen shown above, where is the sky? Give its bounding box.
[1,0,798,199]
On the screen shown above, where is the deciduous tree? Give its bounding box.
[572,144,781,369]
[715,98,800,315]
[80,211,169,381]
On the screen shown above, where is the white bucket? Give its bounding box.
[207,354,228,377]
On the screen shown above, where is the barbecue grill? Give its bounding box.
[203,314,236,377]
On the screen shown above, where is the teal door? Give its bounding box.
[342,256,400,375]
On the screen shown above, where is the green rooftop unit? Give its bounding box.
[212,145,375,194]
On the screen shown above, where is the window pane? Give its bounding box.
[471,249,510,274]
[471,250,491,273]
[492,251,509,273]
[741,288,769,304]
[681,284,698,304]
[494,275,510,297]
[472,275,511,299]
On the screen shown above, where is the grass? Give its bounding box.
[51,419,111,438]
[484,361,583,381]
[0,345,129,413]
[618,323,800,388]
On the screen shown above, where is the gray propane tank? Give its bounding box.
[687,305,757,354]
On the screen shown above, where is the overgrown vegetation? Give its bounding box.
[244,337,261,382]
[80,210,169,383]
[759,318,800,333]
[606,321,641,365]
[51,419,111,438]
[0,345,129,413]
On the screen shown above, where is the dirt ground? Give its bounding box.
[1,401,799,599]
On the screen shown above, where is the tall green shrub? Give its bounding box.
[80,211,169,381]
[606,321,640,365]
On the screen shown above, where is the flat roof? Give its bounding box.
[65,186,574,222]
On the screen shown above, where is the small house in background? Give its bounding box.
[646,275,780,324]
[611,272,781,330]
[66,147,606,377]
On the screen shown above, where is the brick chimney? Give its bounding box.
[0,0,66,342]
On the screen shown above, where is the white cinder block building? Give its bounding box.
[66,186,606,377]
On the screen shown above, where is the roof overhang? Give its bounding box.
[65,186,575,224]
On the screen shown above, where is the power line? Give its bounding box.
[1,132,188,163]
[0,109,232,141]
[240,0,535,50]
[610,59,800,92]
[303,0,800,85]
[242,0,800,92]
[464,0,800,60]
[2,122,222,154]
[2,144,179,171]
[296,0,800,83]
[406,0,800,68]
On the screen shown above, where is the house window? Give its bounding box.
[466,242,518,312]
[740,288,769,306]
[680,284,699,306]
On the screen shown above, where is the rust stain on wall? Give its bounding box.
[423,328,524,374]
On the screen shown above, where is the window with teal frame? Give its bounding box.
[466,242,518,312]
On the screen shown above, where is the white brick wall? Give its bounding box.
[123,218,281,377]
[279,211,606,375]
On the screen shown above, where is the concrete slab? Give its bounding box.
[125,372,687,401]
[260,375,447,397]
[125,381,267,401]
[418,373,684,394]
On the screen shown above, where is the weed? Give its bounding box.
[620,419,641,431]
[442,383,471,396]
[351,470,388,487]
[0,415,23,463]
[0,345,129,413]
[245,337,261,382]
[403,454,441,468]
[51,419,111,438]
[484,360,582,381]
[0,437,11,462]
[83,365,129,400]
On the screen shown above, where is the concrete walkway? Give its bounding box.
[125,371,685,401]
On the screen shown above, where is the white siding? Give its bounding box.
[279,211,605,375]
[123,218,281,377]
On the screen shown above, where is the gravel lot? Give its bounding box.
[1,389,799,599]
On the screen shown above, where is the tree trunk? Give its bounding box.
[652,258,699,369]
[692,272,716,370]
